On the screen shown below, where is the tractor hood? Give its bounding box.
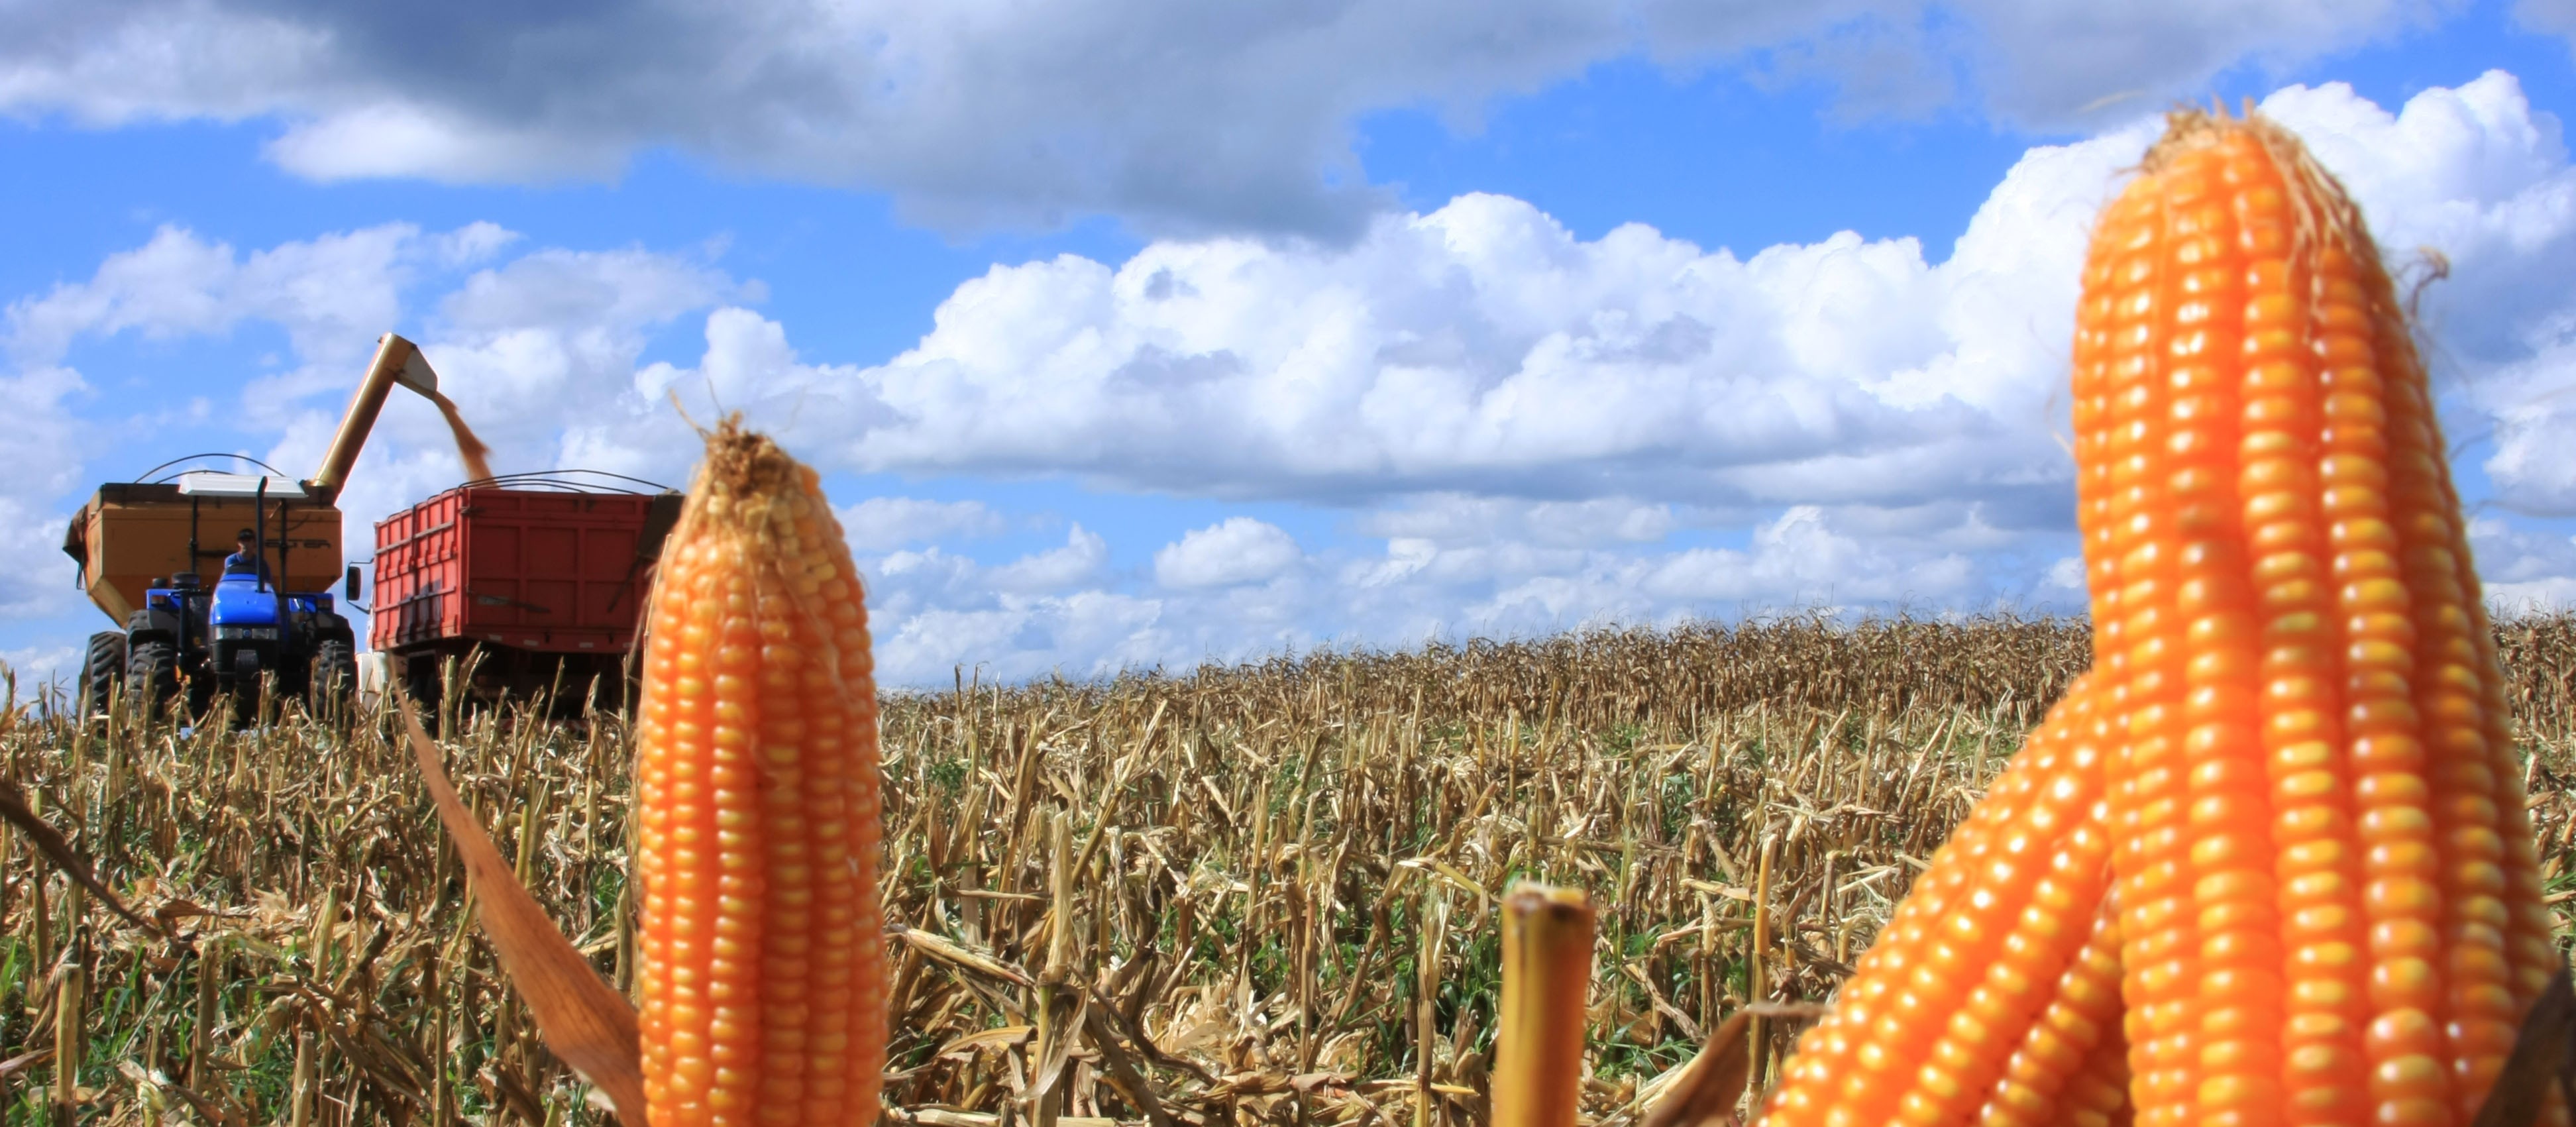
[209,574,282,628]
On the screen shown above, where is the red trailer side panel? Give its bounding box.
[370,488,680,655]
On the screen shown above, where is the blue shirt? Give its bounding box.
[223,550,271,579]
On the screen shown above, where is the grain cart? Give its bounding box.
[64,334,444,716]
[370,472,682,714]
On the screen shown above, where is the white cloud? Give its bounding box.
[987,527,1111,595]
[0,221,533,449]
[586,74,2571,528]
[264,103,630,185]
[0,0,2463,236]
[660,138,2139,513]
[837,498,1006,551]
[2483,339,2576,517]
[1361,495,1680,548]
[1643,506,1976,603]
[0,641,83,696]
[588,72,2576,682]
[0,362,97,626]
[841,499,2062,686]
[861,529,1174,683]
[1155,518,1304,588]
[1,222,519,375]
[2473,517,2576,614]
[2518,0,2576,52]
[0,505,78,623]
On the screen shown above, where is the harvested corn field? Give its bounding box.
[0,612,2571,1125]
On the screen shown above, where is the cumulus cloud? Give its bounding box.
[0,0,2461,235]
[844,499,2053,686]
[1155,518,1304,588]
[837,498,1006,551]
[661,201,2083,511]
[2,221,527,439]
[2483,339,2576,517]
[2,223,488,372]
[580,74,2572,522]
[2473,517,2576,613]
[1361,495,1680,549]
[0,641,83,694]
[0,365,85,619]
[2518,0,2576,50]
[863,531,1173,682]
[987,527,1112,595]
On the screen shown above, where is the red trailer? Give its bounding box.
[368,474,682,711]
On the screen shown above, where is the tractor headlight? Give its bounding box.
[213,625,279,641]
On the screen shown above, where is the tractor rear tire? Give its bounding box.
[127,639,181,718]
[80,631,127,717]
[309,639,356,712]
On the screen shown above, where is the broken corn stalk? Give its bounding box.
[635,417,889,1125]
[1494,883,1598,1127]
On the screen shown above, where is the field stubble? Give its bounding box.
[0,612,2570,1125]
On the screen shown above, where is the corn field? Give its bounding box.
[0,612,2570,1126]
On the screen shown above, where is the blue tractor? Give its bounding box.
[104,514,362,716]
[66,333,443,717]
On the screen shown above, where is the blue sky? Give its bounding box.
[4,0,2574,686]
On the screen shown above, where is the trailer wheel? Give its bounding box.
[396,651,445,714]
[79,631,127,717]
[127,638,180,717]
[309,639,357,710]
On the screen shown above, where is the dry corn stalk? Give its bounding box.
[1493,883,1596,1127]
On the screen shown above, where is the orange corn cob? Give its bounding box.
[2073,109,2551,1127]
[1760,673,2115,1127]
[1756,107,2553,1127]
[1976,898,2127,1127]
[2057,1026,2137,1127]
[636,419,888,1126]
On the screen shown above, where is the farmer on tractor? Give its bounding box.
[223,528,272,580]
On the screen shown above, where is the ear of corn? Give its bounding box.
[1975,897,2125,1127]
[1755,108,2555,1127]
[1761,673,2116,1127]
[1494,883,1597,1127]
[2080,111,2553,1127]
[637,418,887,1126]
[2054,1026,2137,1127]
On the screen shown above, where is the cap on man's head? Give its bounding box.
[236,528,257,543]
